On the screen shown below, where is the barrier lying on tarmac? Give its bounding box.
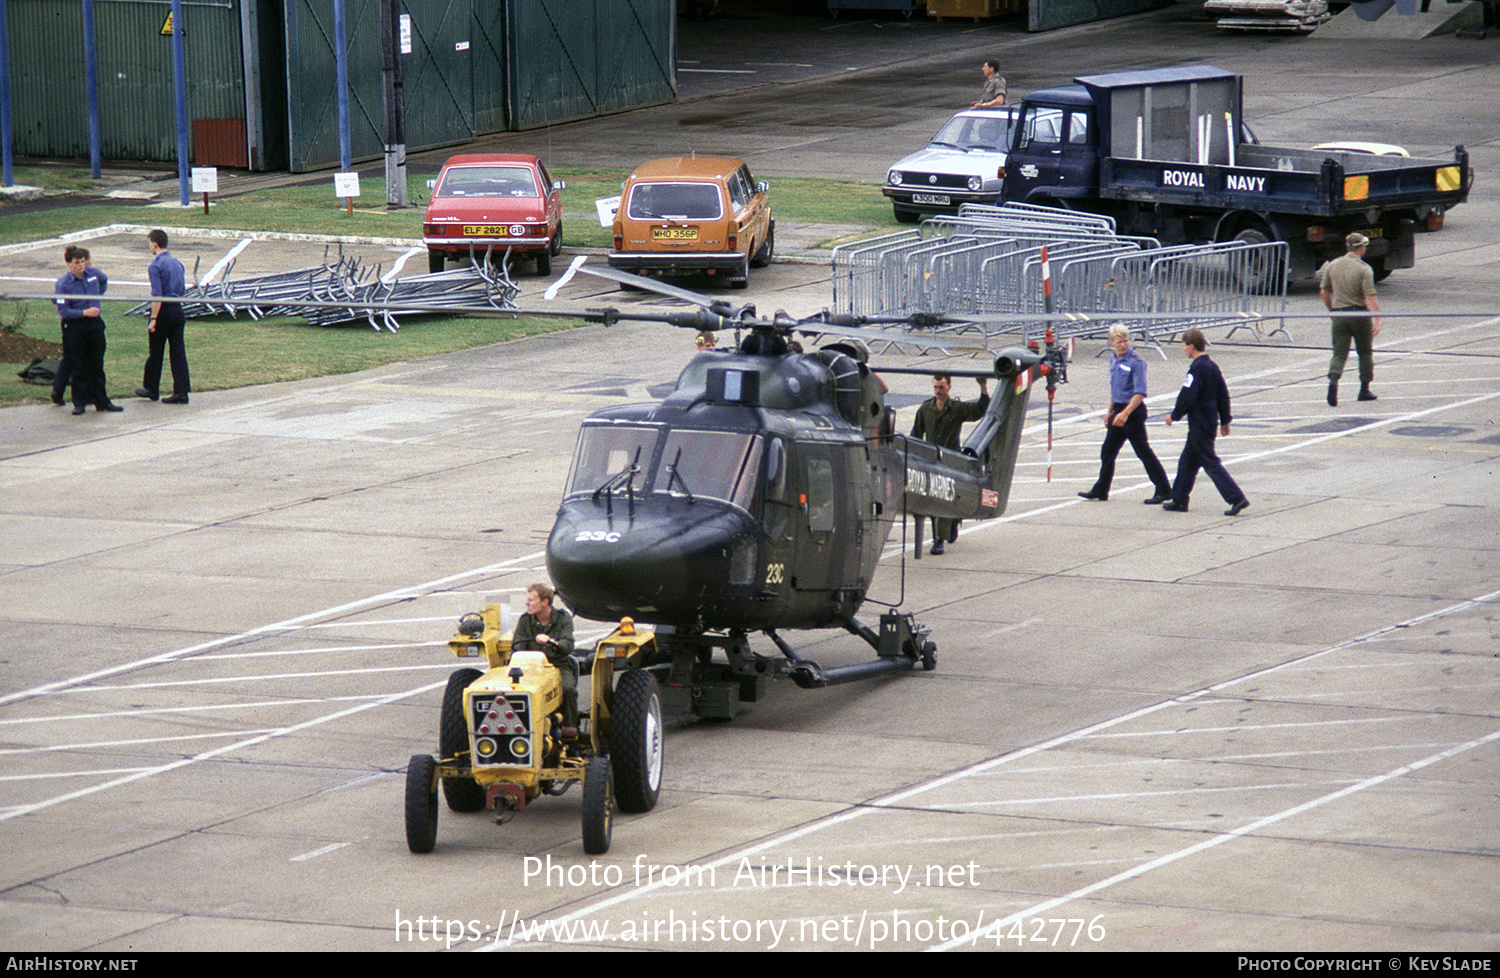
[126,245,519,332]
[830,203,1290,350]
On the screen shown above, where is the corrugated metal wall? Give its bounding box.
[504,0,675,131]
[6,0,676,172]
[7,0,245,163]
[281,0,674,171]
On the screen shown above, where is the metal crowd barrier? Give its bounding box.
[126,244,519,332]
[830,203,1290,346]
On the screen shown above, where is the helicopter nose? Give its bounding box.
[546,500,755,622]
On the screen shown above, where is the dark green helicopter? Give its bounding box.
[545,266,1069,721]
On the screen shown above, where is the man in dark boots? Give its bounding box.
[1319,232,1382,407]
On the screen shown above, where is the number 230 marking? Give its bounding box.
[765,563,785,585]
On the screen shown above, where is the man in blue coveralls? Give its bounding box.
[53,246,121,415]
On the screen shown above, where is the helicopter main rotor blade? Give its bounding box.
[572,263,753,320]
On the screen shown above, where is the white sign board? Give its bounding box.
[595,195,621,228]
[190,167,218,193]
[334,172,361,199]
[399,13,412,54]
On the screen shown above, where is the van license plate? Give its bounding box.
[652,227,699,241]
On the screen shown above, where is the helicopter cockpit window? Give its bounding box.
[651,430,762,512]
[565,425,661,498]
[765,438,787,501]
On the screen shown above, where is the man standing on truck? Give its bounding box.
[1319,232,1383,406]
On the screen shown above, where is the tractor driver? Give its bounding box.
[512,583,579,728]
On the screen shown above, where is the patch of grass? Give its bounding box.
[0,303,572,406]
[4,163,112,193]
[0,169,898,405]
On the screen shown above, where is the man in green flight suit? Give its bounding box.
[512,582,578,728]
[910,373,990,555]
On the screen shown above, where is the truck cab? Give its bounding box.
[1002,86,1099,209]
[1001,65,1471,283]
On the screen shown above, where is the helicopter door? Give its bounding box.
[800,451,838,591]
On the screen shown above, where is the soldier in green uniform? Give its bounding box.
[1318,232,1383,406]
[910,374,990,554]
[513,582,578,727]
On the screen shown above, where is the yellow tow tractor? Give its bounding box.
[404,607,663,855]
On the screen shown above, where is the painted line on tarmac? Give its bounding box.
[0,730,281,756]
[192,640,451,661]
[1081,714,1413,739]
[493,586,1500,946]
[947,779,1360,809]
[0,694,393,728]
[47,661,460,694]
[0,549,545,707]
[0,679,447,824]
[975,741,1457,775]
[0,767,156,783]
[931,383,1500,558]
[930,723,1500,951]
[272,615,467,630]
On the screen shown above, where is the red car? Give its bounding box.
[422,154,566,275]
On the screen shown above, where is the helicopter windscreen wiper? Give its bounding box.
[592,445,643,500]
[663,446,696,503]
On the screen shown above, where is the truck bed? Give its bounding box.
[1098,144,1468,218]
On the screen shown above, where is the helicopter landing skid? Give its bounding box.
[772,613,936,689]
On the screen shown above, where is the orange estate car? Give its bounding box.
[423,153,565,275]
[609,156,773,289]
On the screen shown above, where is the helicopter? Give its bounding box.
[539,263,1070,721]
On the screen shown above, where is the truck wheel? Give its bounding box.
[427,250,445,274]
[581,756,613,855]
[405,754,439,854]
[610,669,664,813]
[536,248,552,276]
[440,668,487,813]
[750,221,775,268]
[1370,258,1391,282]
[1231,227,1284,294]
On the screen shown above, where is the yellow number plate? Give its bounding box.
[651,227,699,241]
[462,224,508,235]
[1359,227,1383,240]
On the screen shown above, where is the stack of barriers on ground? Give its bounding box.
[830,202,1290,355]
[126,245,519,333]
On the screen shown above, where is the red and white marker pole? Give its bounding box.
[1041,245,1056,482]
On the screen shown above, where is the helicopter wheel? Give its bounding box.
[581,756,613,855]
[920,641,937,671]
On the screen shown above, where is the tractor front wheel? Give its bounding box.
[405,754,439,854]
[441,668,486,812]
[582,756,613,855]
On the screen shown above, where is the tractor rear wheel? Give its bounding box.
[610,669,664,813]
[440,668,486,812]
